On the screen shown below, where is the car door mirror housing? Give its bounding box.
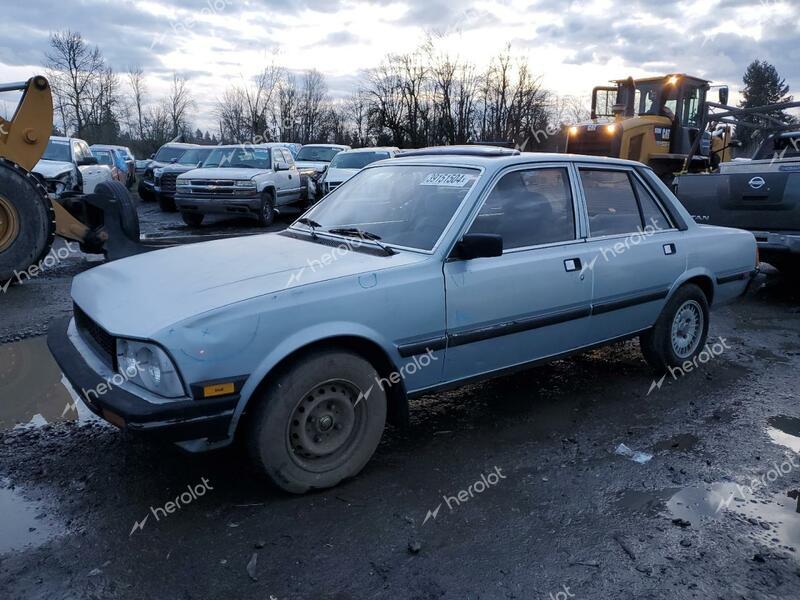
[454,234,503,260]
[77,156,98,166]
[275,161,290,171]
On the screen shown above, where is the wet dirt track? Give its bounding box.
[1,196,800,599]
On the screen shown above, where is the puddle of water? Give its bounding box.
[0,480,65,554]
[767,415,800,453]
[617,482,800,557]
[0,336,78,431]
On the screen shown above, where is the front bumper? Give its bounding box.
[47,317,237,442]
[175,194,261,216]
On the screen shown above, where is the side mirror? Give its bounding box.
[718,86,729,106]
[454,234,503,260]
[77,156,98,166]
[275,161,290,171]
[150,153,155,159]
[170,158,178,163]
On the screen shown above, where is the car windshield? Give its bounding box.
[296,146,342,162]
[42,140,71,162]
[203,147,271,169]
[154,146,188,162]
[92,150,113,166]
[179,148,214,165]
[330,151,390,170]
[299,165,480,251]
[753,135,800,160]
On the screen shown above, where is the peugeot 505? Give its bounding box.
[48,146,758,493]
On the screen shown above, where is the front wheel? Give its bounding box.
[257,191,275,227]
[246,349,387,494]
[640,283,710,373]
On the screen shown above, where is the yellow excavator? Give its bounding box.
[0,76,141,284]
[564,73,800,182]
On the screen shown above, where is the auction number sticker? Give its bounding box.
[421,173,471,187]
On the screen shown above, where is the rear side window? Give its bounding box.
[633,178,672,231]
[580,169,642,237]
[468,168,576,250]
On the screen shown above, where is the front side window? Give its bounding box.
[154,146,187,162]
[468,168,576,250]
[580,169,643,237]
[301,165,479,251]
[633,178,672,231]
[296,146,342,162]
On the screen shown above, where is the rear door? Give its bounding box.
[442,164,596,382]
[576,165,686,340]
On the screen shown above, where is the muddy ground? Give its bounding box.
[1,193,799,599]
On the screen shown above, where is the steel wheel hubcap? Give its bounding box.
[0,195,19,252]
[288,380,362,464]
[671,300,703,358]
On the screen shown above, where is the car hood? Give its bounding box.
[33,160,73,179]
[325,167,358,183]
[295,160,329,172]
[71,232,423,338]
[177,168,261,180]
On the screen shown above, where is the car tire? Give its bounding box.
[80,180,140,254]
[640,283,710,373]
[257,191,275,227]
[246,349,387,494]
[181,212,204,227]
[158,194,177,213]
[137,180,153,202]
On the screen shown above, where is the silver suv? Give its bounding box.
[175,144,302,227]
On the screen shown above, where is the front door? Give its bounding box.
[443,165,595,383]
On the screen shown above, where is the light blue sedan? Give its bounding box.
[48,146,758,493]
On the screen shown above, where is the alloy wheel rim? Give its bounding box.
[287,379,365,472]
[0,195,20,252]
[671,300,704,359]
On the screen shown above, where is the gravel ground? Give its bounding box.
[1,191,799,599]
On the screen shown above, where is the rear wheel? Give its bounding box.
[640,283,710,373]
[181,212,204,227]
[0,160,55,283]
[246,349,387,494]
[137,180,154,202]
[80,181,140,254]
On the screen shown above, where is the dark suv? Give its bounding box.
[154,147,215,212]
[137,143,198,202]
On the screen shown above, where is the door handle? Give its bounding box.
[564,258,582,272]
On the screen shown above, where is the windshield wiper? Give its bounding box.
[296,217,321,239]
[326,227,397,256]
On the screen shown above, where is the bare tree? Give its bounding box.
[45,30,105,136]
[274,73,298,141]
[241,65,283,140]
[298,70,329,143]
[167,73,194,138]
[127,66,147,140]
[215,87,248,143]
[344,90,369,146]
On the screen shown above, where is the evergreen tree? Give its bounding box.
[738,60,794,151]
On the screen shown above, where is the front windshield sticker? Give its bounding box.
[420,173,471,187]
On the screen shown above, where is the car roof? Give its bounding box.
[341,147,398,154]
[302,144,350,149]
[210,143,278,149]
[389,147,648,170]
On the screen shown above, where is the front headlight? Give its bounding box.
[116,339,185,398]
[54,172,73,195]
[234,180,256,188]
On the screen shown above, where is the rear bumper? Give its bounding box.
[752,231,800,256]
[175,194,261,216]
[47,317,237,443]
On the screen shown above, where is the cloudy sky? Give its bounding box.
[1,0,798,130]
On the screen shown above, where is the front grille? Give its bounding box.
[161,172,178,193]
[74,303,116,367]
[569,128,621,157]
[191,180,235,187]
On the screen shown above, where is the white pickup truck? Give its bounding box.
[32,136,113,198]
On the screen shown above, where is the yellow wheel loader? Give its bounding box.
[0,76,147,283]
[565,73,800,183]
